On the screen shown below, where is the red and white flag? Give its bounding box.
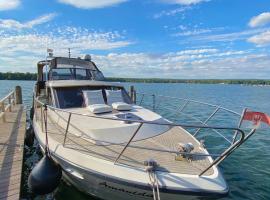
[242,110,270,126]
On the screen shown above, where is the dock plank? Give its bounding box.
[0,105,26,200]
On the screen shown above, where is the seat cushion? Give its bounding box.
[112,102,132,111]
[106,90,124,105]
[88,104,112,114]
[83,90,105,106]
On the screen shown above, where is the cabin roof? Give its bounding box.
[46,80,123,88]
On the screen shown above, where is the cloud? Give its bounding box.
[1,42,269,78]
[247,30,270,46]
[173,28,212,36]
[187,28,269,43]
[160,0,209,5]
[57,0,127,9]
[249,12,270,28]
[0,26,132,71]
[154,6,192,18]
[92,49,269,79]
[0,13,57,29]
[0,0,20,10]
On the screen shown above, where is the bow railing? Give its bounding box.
[33,94,257,176]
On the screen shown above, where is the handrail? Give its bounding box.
[136,92,241,116]
[0,90,16,122]
[136,92,243,142]
[35,97,244,132]
[34,97,253,175]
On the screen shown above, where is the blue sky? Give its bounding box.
[0,0,270,78]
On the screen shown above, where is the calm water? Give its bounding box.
[0,80,269,200]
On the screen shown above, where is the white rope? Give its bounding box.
[146,164,161,200]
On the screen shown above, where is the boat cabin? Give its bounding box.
[35,56,132,110]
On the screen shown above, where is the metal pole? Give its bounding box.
[114,122,143,164]
[41,106,44,132]
[139,94,145,106]
[193,107,220,136]
[199,128,246,176]
[133,89,137,104]
[178,100,190,112]
[232,108,247,144]
[152,94,156,111]
[63,113,72,146]
[129,86,134,102]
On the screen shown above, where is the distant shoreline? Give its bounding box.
[0,72,270,85]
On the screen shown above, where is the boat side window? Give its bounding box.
[50,68,74,80]
[75,68,92,80]
[55,88,84,108]
[50,68,92,80]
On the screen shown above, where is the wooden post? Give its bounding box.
[8,96,11,111]
[15,86,22,104]
[129,86,134,102]
[1,102,5,122]
[133,89,137,104]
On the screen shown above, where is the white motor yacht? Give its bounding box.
[32,54,260,200]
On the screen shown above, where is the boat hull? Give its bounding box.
[36,142,228,200]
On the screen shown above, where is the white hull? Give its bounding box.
[33,116,229,200]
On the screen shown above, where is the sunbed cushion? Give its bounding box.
[88,104,112,114]
[83,90,105,106]
[106,90,124,105]
[112,102,132,111]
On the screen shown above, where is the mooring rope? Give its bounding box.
[145,160,161,200]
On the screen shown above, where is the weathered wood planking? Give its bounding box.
[0,104,26,200]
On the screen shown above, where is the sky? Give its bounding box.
[0,0,270,79]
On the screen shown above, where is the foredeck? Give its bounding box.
[40,110,214,176]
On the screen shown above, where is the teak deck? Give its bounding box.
[0,105,26,200]
[35,107,214,176]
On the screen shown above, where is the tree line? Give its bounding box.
[0,72,270,85]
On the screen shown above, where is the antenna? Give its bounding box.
[68,48,71,58]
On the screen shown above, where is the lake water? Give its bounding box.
[0,80,269,200]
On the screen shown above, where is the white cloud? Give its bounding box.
[57,0,127,9]
[249,12,270,28]
[154,6,191,18]
[247,30,270,46]
[92,49,269,79]
[0,26,132,71]
[173,28,212,36]
[161,0,209,5]
[188,28,269,43]
[0,13,57,29]
[0,0,20,10]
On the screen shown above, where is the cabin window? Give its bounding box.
[50,68,74,80]
[75,68,91,80]
[55,88,84,108]
[49,68,92,80]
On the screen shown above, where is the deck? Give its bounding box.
[35,106,214,176]
[0,88,26,200]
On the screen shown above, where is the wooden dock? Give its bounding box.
[0,87,26,200]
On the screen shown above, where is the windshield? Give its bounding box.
[54,86,131,109]
[49,68,92,80]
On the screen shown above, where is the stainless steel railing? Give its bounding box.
[33,94,257,176]
[136,92,244,144]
